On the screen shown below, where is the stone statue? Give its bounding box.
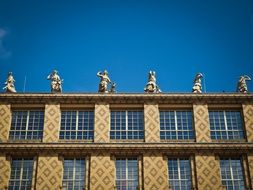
[144,71,161,93]
[3,72,17,93]
[192,73,203,93]
[110,82,116,93]
[97,70,111,93]
[237,75,251,93]
[47,70,63,93]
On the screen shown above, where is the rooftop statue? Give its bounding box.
[47,70,63,93]
[110,82,116,93]
[144,71,161,93]
[237,75,251,93]
[97,70,112,93]
[192,73,203,93]
[3,72,17,93]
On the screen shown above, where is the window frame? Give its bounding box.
[59,110,94,140]
[115,157,139,190]
[110,110,144,140]
[9,110,44,140]
[219,158,246,190]
[208,110,245,140]
[159,110,195,140]
[8,158,34,190]
[62,158,86,190]
[167,158,192,190]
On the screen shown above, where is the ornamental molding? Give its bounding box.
[0,93,253,105]
[0,142,253,155]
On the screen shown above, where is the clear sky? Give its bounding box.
[0,0,252,93]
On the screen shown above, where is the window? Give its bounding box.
[220,158,245,190]
[110,111,144,140]
[168,158,192,190]
[209,111,244,140]
[62,158,86,190]
[116,158,138,190]
[9,111,44,140]
[160,111,194,140]
[8,158,34,190]
[60,111,94,140]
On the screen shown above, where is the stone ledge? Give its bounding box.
[0,93,253,104]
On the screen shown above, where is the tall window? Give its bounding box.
[220,158,245,190]
[116,158,138,190]
[60,111,94,140]
[62,158,86,190]
[8,158,34,190]
[168,158,192,190]
[110,111,144,140]
[160,111,194,140]
[9,111,44,140]
[209,111,244,140]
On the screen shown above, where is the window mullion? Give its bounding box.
[177,159,182,190]
[229,159,235,190]
[19,159,24,190]
[126,111,128,136]
[175,111,178,139]
[223,111,229,139]
[73,159,76,189]
[26,111,30,139]
[126,159,128,189]
[76,111,79,139]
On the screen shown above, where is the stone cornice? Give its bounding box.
[0,93,253,104]
[0,142,253,154]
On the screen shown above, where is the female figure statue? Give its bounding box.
[47,70,63,93]
[97,70,111,93]
[3,72,16,93]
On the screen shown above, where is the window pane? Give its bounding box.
[115,158,138,190]
[220,158,245,190]
[8,158,33,190]
[168,158,191,190]
[110,111,144,140]
[63,158,86,190]
[209,111,244,140]
[60,111,94,140]
[160,111,194,140]
[9,111,44,140]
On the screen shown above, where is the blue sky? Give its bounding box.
[0,0,253,93]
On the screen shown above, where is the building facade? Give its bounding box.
[0,93,253,190]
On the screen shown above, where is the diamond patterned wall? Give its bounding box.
[195,154,224,190]
[43,104,60,142]
[0,104,11,142]
[193,104,211,142]
[90,153,115,190]
[0,155,10,189]
[144,104,160,142]
[242,104,253,142]
[143,153,169,190]
[94,104,110,143]
[248,154,253,189]
[36,155,62,190]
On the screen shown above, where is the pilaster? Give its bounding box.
[193,104,211,142]
[0,155,10,190]
[43,104,60,143]
[247,154,253,189]
[143,153,169,190]
[90,153,115,190]
[36,155,63,190]
[94,104,110,143]
[242,104,253,142]
[0,104,11,142]
[195,153,224,190]
[144,104,160,142]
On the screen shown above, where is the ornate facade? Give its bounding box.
[0,93,253,190]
